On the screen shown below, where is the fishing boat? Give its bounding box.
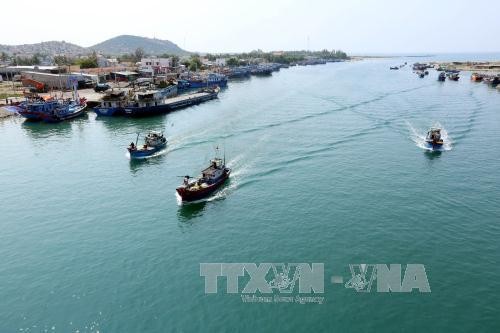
[18,89,87,122]
[418,71,425,78]
[40,98,87,122]
[188,73,227,88]
[425,127,444,149]
[94,90,130,116]
[438,72,446,81]
[127,131,167,159]
[471,73,484,82]
[17,95,61,120]
[483,75,500,87]
[176,149,231,202]
[447,73,459,81]
[123,86,219,117]
[390,66,399,70]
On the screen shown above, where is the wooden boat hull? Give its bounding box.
[128,143,167,159]
[94,106,124,116]
[41,104,87,123]
[425,140,443,149]
[176,169,230,202]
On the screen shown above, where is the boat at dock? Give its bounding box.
[93,90,130,116]
[127,131,167,159]
[176,149,231,202]
[438,72,446,81]
[18,88,87,122]
[123,86,220,117]
[425,127,444,150]
[188,73,227,88]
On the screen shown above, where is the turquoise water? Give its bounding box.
[1,59,500,332]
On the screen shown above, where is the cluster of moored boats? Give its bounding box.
[7,84,87,122]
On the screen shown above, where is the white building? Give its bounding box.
[215,58,226,67]
[97,55,119,68]
[141,57,172,69]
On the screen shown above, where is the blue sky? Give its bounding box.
[1,0,498,54]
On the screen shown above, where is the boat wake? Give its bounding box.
[407,121,452,151]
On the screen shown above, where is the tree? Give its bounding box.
[188,55,202,71]
[134,48,145,62]
[171,55,179,67]
[1,52,8,62]
[226,57,239,67]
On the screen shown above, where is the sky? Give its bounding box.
[1,0,499,54]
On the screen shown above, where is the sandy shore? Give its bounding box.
[430,61,500,73]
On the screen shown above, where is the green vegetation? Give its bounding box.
[226,49,348,65]
[226,57,240,67]
[73,50,97,68]
[186,54,202,71]
[9,53,42,66]
[53,55,72,66]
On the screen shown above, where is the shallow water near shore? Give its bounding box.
[1,57,500,332]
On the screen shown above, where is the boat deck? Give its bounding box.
[164,91,213,105]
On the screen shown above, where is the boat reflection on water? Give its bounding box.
[177,200,208,223]
[128,154,165,175]
[21,120,73,140]
[424,149,442,160]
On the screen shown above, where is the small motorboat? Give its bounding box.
[471,73,484,82]
[176,149,231,202]
[127,131,167,159]
[438,72,446,81]
[448,73,459,81]
[418,71,425,78]
[425,127,444,149]
[390,66,399,70]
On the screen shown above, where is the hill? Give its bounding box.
[0,35,188,57]
[0,41,86,56]
[89,35,188,56]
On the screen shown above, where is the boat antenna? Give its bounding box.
[135,133,139,146]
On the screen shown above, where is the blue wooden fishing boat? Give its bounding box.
[127,131,167,159]
[18,91,87,122]
[94,90,130,116]
[123,86,220,117]
[425,127,444,150]
[188,73,227,88]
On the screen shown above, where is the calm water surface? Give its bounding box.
[1,58,500,332]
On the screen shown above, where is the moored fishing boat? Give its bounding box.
[18,95,61,120]
[127,131,167,159]
[123,86,220,117]
[188,73,227,88]
[176,148,231,202]
[39,98,87,123]
[94,90,130,116]
[425,127,444,150]
[438,72,446,81]
[18,87,87,122]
